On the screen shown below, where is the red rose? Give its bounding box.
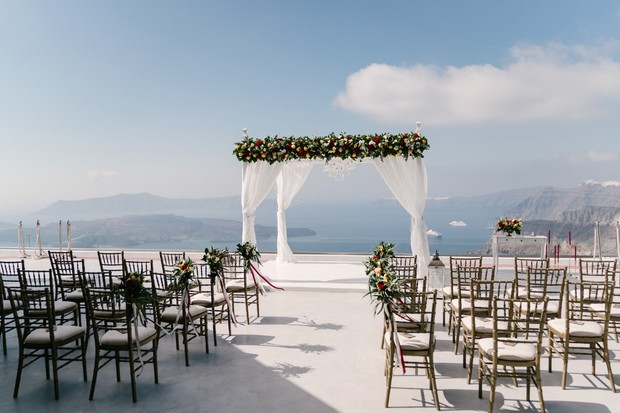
[377,282,386,291]
[373,136,380,143]
[256,139,263,146]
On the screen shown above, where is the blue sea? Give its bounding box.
[248,201,496,255]
[2,200,498,256]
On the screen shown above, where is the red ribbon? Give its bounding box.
[249,263,284,293]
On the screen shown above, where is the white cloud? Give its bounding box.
[88,170,116,180]
[333,42,620,125]
[587,150,618,163]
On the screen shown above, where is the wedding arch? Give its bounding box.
[234,124,432,276]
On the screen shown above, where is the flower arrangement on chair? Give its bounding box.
[168,258,196,293]
[236,241,283,292]
[364,241,404,314]
[496,217,523,236]
[202,247,229,279]
[236,242,261,271]
[118,272,155,321]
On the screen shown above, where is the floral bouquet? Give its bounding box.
[118,271,154,321]
[202,246,229,279]
[364,241,404,314]
[168,258,196,293]
[236,241,261,271]
[496,217,523,235]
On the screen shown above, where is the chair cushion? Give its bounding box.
[384,331,433,351]
[29,300,77,317]
[441,286,454,298]
[547,318,604,338]
[589,302,620,318]
[450,298,489,313]
[461,316,508,334]
[515,287,544,299]
[1,299,12,313]
[101,326,158,348]
[226,279,257,292]
[478,337,537,362]
[191,292,227,307]
[64,290,84,302]
[24,325,85,346]
[161,305,209,322]
[93,303,127,320]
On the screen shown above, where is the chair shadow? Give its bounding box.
[258,316,298,325]
[229,334,275,346]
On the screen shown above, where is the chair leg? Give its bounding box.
[13,349,24,398]
[211,306,218,346]
[591,343,596,375]
[384,349,394,407]
[488,364,497,413]
[89,353,100,400]
[428,353,441,410]
[128,347,137,403]
[81,337,88,382]
[52,347,60,400]
[535,366,545,412]
[562,340,569,389]
[603,341,616,392]
[244,291,250,323]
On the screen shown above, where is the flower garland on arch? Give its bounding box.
[233,132,429,164]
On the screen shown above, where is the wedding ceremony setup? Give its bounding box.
[1,128,619,412]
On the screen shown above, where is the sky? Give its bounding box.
[1,1,620,220]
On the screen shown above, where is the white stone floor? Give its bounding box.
[0,249,618,412]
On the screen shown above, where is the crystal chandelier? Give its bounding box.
[323,158,356,181]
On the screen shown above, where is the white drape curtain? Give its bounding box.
[241,162,283,245]
[276,162,315,263]
[372,156,431,276]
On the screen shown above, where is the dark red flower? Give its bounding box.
[377,282,386,291]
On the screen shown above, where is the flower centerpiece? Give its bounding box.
[364,241,404,314]
[496,217,523,236]
[168,258,196,293]
[202,246,229,279]
[118,272,154,321]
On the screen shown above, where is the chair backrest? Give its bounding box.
[469,279,515,312]
[397,277,428,313]
[531,267,566,319]
[98,251,125,277]
[565,279,613,322]
[493,295,548,345]
[49,256,85,298]
[390,255,417,280]
[159,251,186,274]
[18,269,55,292]
[0,259,25,299]
[83,286,132,345]
[609,269,620,307]
[123,259,154,277]
[388,290,437,340]
[11,288,56,335]
[448,257,483,295]
[194,262,217,288]
[514,257,549,291]
[579,258,617,281]
[455,265,495,298]
[223,252,246,281]
[79,270,116,290]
